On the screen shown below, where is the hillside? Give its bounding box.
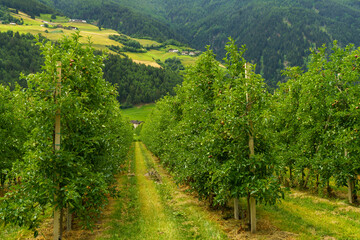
[38,0,184,43]
[40,0,360,88]
[0,9,190,105]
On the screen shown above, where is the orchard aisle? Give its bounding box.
[133,141,180,239]
[97,141,228,240]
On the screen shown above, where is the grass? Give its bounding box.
[138,143,228,239]
[121,104,156,122]
[125,50,196,66]
[98,142,228,240]
[39,14,69,23]
[97,146,142,240]
[0,224,33,240]
[260,191,360,239]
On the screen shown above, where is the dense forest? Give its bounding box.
[0,0,56,18]
[103,54,183,106]
[38,0,360,88]
[0,30,182,105]
[0,31,43,88]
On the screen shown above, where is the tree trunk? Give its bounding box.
[66,207,72,231]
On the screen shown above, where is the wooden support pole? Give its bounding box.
[234,198,239,220]
[245,63,256,233]
[345,149,356,204]
[54,61,62,240]
[250,197,256,233]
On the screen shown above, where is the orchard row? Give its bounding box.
[0,33,133,238]
[142,39,360,231]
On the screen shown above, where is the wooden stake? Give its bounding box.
[250,197,256,233]
[245,63,256,233]
[234,198,239,220]
[54,61,62,240]
[345,149,356,204]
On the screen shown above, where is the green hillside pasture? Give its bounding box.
[126,50,196,66]
[133,38,161,47]
[121,104,156,122]
[3,11,123,51]
[39,14,69,23]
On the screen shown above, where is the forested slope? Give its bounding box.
[0,31,43,88]
[0,0,56,17]
[39,0,184,43]
[42,0,360,88]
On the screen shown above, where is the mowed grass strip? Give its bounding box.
[138,142,228,240]
[134,141,181,239]
[97,145,142,240]
[262,191,360,239]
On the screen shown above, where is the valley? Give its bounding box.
[3,10,197,68]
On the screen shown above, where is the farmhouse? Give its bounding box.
[181,51,189,55]
[9,22,16,25]
[168,49,179,53]
[69,19,87,23]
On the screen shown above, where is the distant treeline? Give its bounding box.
[0,31,43,88]
[0,31,183,106]
[103,54,183,106]
[107,35,146,53]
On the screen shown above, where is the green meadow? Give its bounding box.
[121,104,156,122]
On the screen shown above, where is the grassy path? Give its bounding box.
[135,141,180,239]
[98,142,227,240]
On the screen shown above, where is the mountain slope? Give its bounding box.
[106,0,360,87]
[39,0,184,43]
[0,0,56,17]
[23,0,360,87]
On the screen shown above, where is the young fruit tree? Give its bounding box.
[0,33,132,238]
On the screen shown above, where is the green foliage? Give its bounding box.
[0,33,133,232]
[273,41,360,191]
[163,57,185,72]
[107,35,147,53]
[142,39,283,206]
[107,44,147,54]
[0,85,26,187]
[109,35,143,50]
